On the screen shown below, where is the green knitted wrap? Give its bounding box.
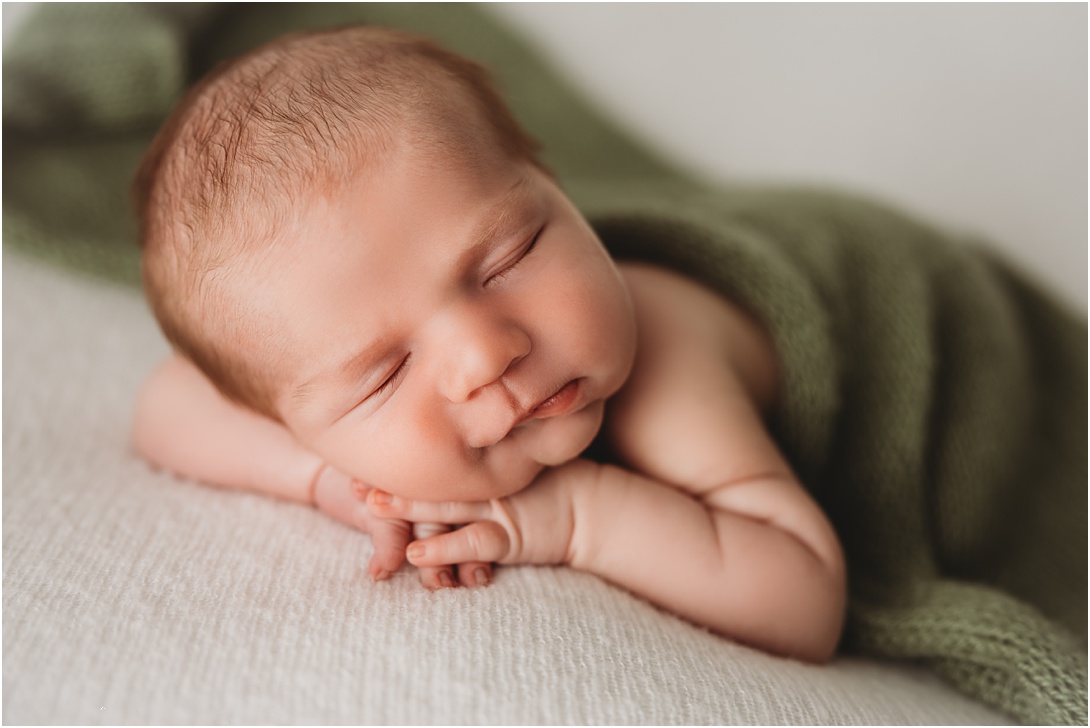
[5,5,1085,723]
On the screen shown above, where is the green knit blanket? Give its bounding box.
[5,5,1086,723]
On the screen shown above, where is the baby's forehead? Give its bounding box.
[240,151,537,315]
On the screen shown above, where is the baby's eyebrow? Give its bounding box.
[289,338,392,413]
[459,174,536,263]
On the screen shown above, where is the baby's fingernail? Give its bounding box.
[475,568,491,586]
[352,480,369,499]
[372,569,390,583]
[407,542,424,560]
[439,571,455,588]
[369,490,393,506]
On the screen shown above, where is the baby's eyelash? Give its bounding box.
[487,228,541,287]
[371,354,410,397]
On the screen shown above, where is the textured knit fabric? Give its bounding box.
[4,3,1086,724]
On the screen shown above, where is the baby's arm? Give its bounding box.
[569,445,845,663]
[131,355,416,580]
[573,265,846,660]
[372,431,843,661]
[132,355,323,503]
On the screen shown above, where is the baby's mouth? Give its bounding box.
[524,378,583,421]
[476,378,586,449]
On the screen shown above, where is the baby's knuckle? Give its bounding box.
[485,513,517,560]
[467,522,500,561]
[463,523,491,556]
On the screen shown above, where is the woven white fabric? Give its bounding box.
[2,253,1013,725]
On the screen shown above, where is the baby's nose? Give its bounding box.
[438,310,530,403]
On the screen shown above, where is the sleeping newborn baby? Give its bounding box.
[130,26,845,662]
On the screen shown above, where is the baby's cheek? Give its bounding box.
[372,447,455,502]
[543,403,604,464]
[567,269,633,356]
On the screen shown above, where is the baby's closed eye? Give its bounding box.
[370,354,411,399]
[484,226,542,288]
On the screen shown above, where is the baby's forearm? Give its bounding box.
[567,464,845,662]
[131,356,322,503]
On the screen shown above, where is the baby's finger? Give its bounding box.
[407,521,510,567]
[366,517,411,582]
[456,561,493,587]
[417,564,458,590]
[413,525,491,586]
[412,523,458,589]
[412,522,450,540]
[368,490,491,524]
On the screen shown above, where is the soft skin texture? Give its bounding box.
[133,141,845,660]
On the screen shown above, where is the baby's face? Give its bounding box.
[263,148,636,502]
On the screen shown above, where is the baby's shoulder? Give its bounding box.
[616,261,779,412]
[605,262,784,489]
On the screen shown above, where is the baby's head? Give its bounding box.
[135,27,542,417]
[134,26,636,501]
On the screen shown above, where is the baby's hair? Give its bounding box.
[133,26,542,420]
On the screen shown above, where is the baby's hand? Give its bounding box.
[366,459,596,572]
[311,464,491,588]
[310,463,411,581]
[410,522,493,589]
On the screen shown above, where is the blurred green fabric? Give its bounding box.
[4,4,1086,723]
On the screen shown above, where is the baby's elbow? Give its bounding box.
[791,518,848,663]
[792,559,847,664]
[746,544,846,663]
[723,554,847,663]
[130,357,183,466]
[130,374,165,466]
[801,597,846,664]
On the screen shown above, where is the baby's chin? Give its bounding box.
[395,403,607,503]
[440,446,577,503]
[488,461,549,501]
[485,403,606,498]
[475,455,551,502]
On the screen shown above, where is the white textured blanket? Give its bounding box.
[2,253,1011,724]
